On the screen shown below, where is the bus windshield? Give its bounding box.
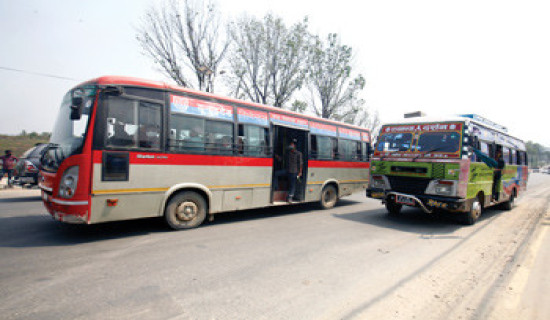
[415,131,460,153]
[376,123,463,157]
[43,86,97,170]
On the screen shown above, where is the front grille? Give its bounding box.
[387,176,430,195]
[432,163,445,179]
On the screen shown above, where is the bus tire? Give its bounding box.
[320,185,338,209]
[463,198,482,225]
[501,192,515,211]
[164,191,207,230]
[385,199,402,216]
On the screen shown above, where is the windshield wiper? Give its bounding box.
[413,146,443,162]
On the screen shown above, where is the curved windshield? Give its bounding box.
[43,86,97,171]
[376,133,413,152]
[416,132,460,153]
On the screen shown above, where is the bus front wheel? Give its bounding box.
[165,191,207,230]
[385,199,402,216]
[320,185,338,209]
[463,198,482,225]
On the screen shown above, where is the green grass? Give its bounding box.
[0,135,49,157]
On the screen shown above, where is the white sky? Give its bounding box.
[1,0,549,145]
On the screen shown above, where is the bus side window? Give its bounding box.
[310,135,318,159]
[503,147,511,164]
[205,120,233,155]
[511,149,517,165]
[169,114,205,153]
[138,101,162,150]
[332,138,338,160]
[361,142,368,161]
[479,141,490,163]
[105,97,138,148]
[238,124,269,157]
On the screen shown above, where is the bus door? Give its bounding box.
[271,125,308,203]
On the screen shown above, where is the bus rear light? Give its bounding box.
[59,166,79,199]
[107,199,118,207]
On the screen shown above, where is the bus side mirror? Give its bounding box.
[70,96,84,120]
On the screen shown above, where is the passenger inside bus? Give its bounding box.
[108,122,134,147]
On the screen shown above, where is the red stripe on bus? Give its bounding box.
[93,151,272,167]
[308,160,370,168]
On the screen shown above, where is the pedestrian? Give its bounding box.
[0,150,18,187]
[275,139,303,202]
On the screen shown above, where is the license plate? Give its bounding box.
[396,195,415,206]
[371,192,385,198]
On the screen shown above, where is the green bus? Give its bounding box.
[366,114,528,224]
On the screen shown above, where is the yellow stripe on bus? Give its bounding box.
[92,184,271,195]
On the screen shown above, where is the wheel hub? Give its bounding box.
[176,201,198,221]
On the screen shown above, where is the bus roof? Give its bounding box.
[78,75,371,134]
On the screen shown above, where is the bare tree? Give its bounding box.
[136,0,230,92]
[227,14,309,107]
[306,33,370,125]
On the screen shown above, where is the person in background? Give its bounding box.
[0,150,18,187]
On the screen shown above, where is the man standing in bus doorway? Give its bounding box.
[275,139,303,203]
[473,147,505,201]
[0,150,18,188]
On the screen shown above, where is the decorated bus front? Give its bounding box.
[367,121,468,214]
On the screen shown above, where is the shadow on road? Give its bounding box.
[0,198,361,248]
[333,205,505,236]
[0,196,42,203]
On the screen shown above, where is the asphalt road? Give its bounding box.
[1,175,549,320]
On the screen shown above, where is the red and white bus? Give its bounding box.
[39,76,371,229]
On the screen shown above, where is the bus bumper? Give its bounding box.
[367,188,467,213]
[41,190,89,224]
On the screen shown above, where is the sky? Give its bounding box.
[1,0,549,145]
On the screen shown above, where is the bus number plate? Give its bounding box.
[396,195,415,206]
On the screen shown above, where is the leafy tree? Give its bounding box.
[136,0,230,92]
[227,14,309,107]
[305,33,368,125]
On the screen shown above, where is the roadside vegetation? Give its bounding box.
[0,131,50,157]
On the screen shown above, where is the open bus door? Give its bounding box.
[271,125,308,203]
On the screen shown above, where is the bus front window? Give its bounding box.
[416,132,460,153]
[376,133,413,152]
[43,86,97,171]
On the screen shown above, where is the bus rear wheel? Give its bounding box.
[463,198,482,225]
[320,185,338,209]
[165,191,207,230]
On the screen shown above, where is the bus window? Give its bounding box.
[338,139,359,161]
[238,124,267,156]
[169,114,205,153]
[311,135,333,160]
[416,132,460,153]
[206,120,233,154]
[138,101,161,149]
[376,133,412,152]
[511,149,517,165]
[361,142,368,161]
[503,147,511,164]
[106,97,137,148]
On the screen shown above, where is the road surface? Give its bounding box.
[1,175,549,319]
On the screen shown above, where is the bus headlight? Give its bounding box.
[59,166,79,199]
[371,175,388,189]
[434,181,453,196]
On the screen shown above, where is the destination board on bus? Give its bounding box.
[170,95,233,121]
